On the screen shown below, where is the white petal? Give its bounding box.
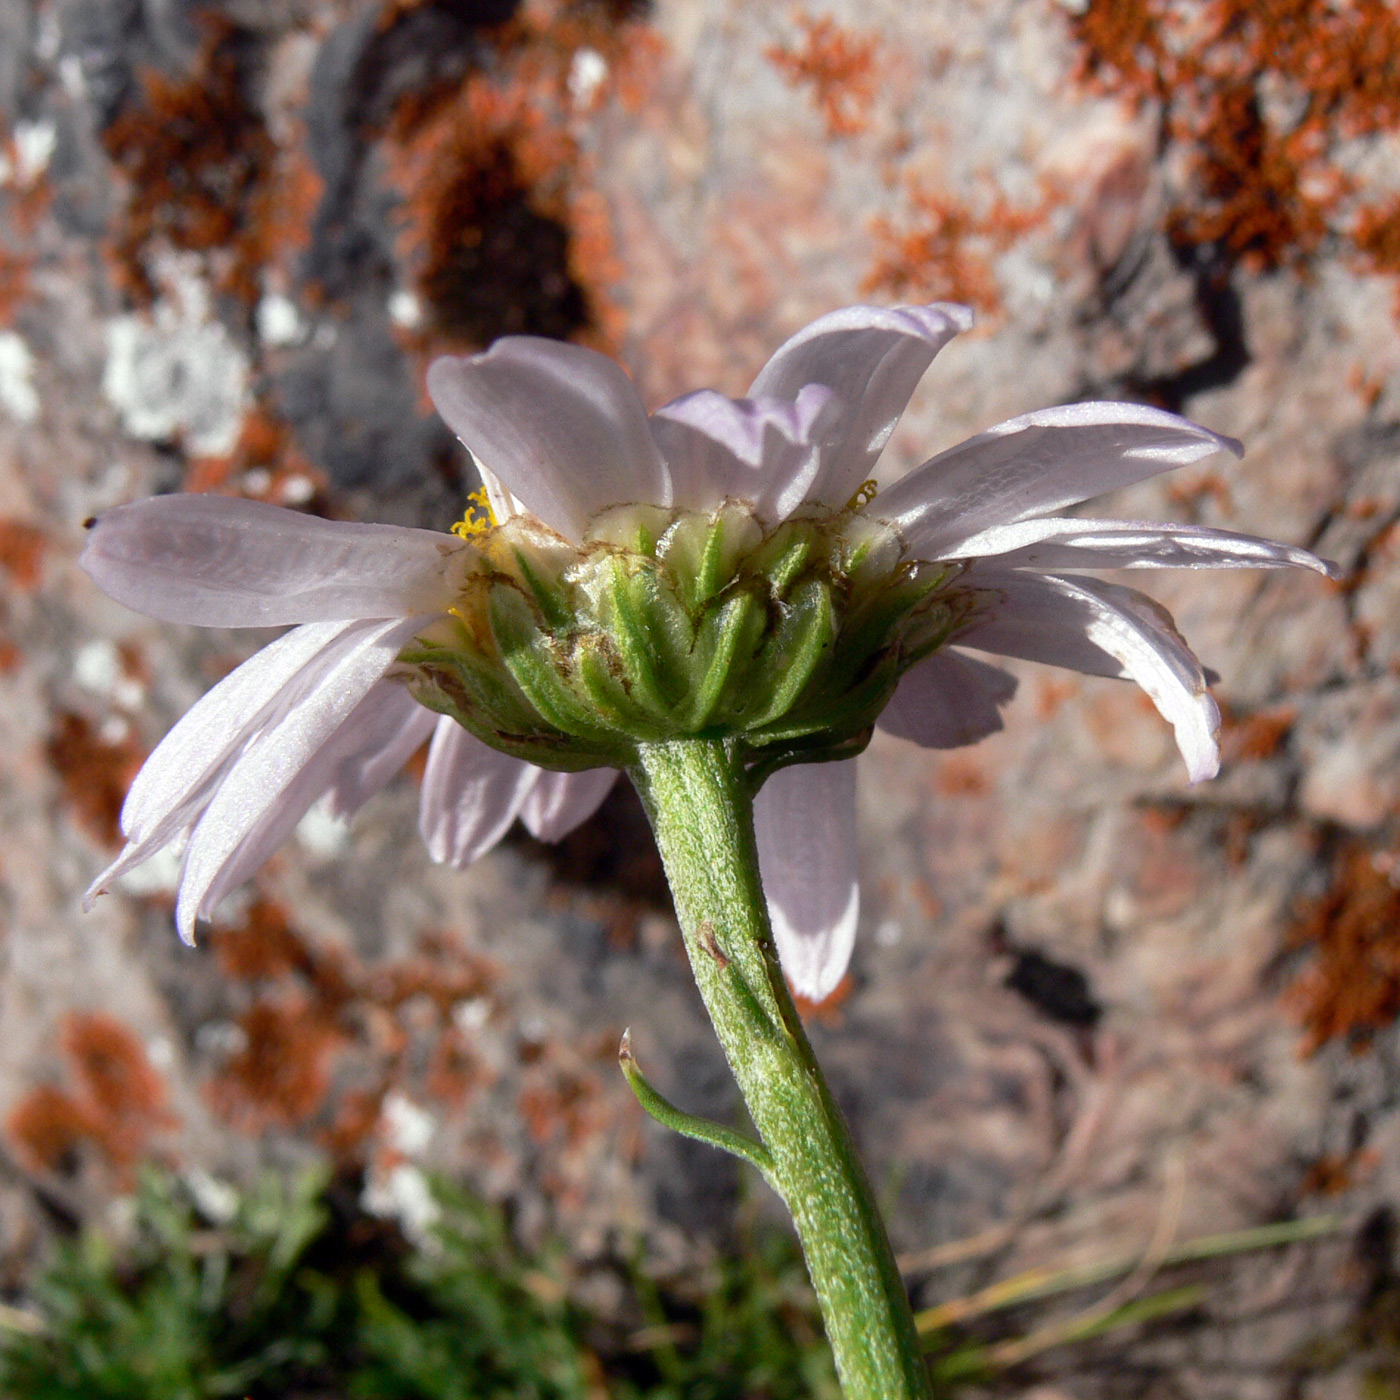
[648,385,840,521]
[754,759,860,1002]
[427,338,669,540]
[959,570,1220,782]
[418,717,536,868]
[194,682,430,918]
[518,767,618,842]
[81,495,462,627]
[83,620,363,910]
[877,649,1018,749]
[749,302,972,509]
[174,616,428,941]
[322,684,437,821]
[945,515,1338,575]
[874,402,1243,558]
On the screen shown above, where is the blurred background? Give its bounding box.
[1,0,1399,1393]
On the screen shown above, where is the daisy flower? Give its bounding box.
[81,301,1331,999]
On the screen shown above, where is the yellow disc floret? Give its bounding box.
[844,478,879,512]
[450,486,498,539]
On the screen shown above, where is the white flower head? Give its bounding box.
[81,302,1334,999]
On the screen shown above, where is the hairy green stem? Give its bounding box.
[630,738,933,1400]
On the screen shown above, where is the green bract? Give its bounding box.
[398,501,973,773]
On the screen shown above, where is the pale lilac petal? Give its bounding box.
[81,495,462,627]
[194,682,431,917]
[749,302,972,509]
[518,767,618,842]
[323,685,437,821]
[473,459,526,524]
[427,339,669,540]
[959,570,1220,781]
[874,402,1243,558]
[84,620,361,907]
[876,649,1018,749]
[945,515,1338,575]
[174,616,427,941]
[754,759,860,1002]
[418,717,536,868]
[648,385,839,520]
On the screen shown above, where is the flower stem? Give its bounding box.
[630,738,933,1400]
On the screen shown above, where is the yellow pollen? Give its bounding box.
[451,486,497,538]
[845,478,879,511]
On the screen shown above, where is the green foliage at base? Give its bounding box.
[0,1168,839,1400]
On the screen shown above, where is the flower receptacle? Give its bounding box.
[399,501,969,774]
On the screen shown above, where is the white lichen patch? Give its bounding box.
[0,330,40,422]
[294,801,350,858]
[102,257,249,456]
[115,845,182,898]
[0,118,57,186]
[381,1092,436,1157]
[387,289,423,330]
[73,638,145,708]
[183,1167,240,1226]
[361,1163,441,1244]
[568,47,608,107]
[256,292,305,346]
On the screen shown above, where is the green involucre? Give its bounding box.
[400,502,971,772]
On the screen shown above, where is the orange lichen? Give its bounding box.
[184,406,328,506]
[767,11,880,138]
[0,518,46,589]
[62,1014,175,1167]
[214,997,347,1130]
[1069,0,1400,280]
[5,1014,174,1181]
[1301,1146,1379,1196]
[45,712,145,848]
[5,1086,96,1176]
[1353,195,1400,314]
[519,1064,602,1147]
[864,183,1048,315]
[1287,843,1400,1054]
[102,24,320,307]
[0,248,29,324]
[206,899,496,1154]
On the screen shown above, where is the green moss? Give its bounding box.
[0,1167,840,1400]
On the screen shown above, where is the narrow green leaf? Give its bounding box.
[619,1030,776,1184]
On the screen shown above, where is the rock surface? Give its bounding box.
[2,0,1400,1391]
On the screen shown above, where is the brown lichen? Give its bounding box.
[45,712,145,848]
[1069,0,1400,280]
[391,79,592,346]
[102,24,320,307]
[864,183,1048,315]
[5,1014,173,1181]
[767,11,880,138]
[0,518,46,589]
[206,898,496,1155]
[1220,703,1297,763]
[1287,843,1400,1054]
[382,0,657,357]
